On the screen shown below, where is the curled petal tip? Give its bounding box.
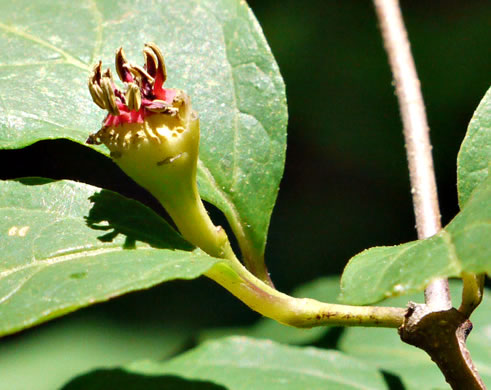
[143,46,158,78]
[145,42,167,88]
[115,47,134,83]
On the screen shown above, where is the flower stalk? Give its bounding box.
[206,258,405,328]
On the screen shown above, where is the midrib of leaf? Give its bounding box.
[210,7,241,186]
[0,22,89,71]
[87,0,103,65]
[0,245,129,279]
[194,3,244,228]
[0,267,42,305]
[439,229,461,271]
[196,4,273,261]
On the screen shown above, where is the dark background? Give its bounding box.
[0,0,490,385]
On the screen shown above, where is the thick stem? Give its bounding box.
[372,0,450,309]
[205,259,405,329]
[400,303,486,390]
[164,184,405,328]
[163,164,405,328]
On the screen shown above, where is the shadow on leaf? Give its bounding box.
[62,369,227,390]
[381,370,406,390]
[13,176,57,185]
[85,190,194,251]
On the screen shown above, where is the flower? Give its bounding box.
[86,43,232,259]
[87,43,178,129]
[87,42,195,150]
[86,42,199,199]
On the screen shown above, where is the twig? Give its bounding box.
[373,1,486,388]
[372,0,450,310]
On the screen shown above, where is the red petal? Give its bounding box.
[154,72,164,96]
[154,86,176,103]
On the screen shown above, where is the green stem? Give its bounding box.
[205,258,405,328]
[156,178,236,261]
[198,161,274,287]
[161,182,405,328]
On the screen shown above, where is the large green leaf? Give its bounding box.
[0,179,218,336]
[0,313,191,390]
[65,337,388,390]
[339,282,491,389]
[340,171,491,305]
[0,0,287,262]
[457,86,491,207]
[64,372,225,390]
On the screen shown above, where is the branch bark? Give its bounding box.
[400,303,486,389]
[372,0,451,310]
[373,0,486,388]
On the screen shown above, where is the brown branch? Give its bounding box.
[400,303,486,389]
[373,0,486,388]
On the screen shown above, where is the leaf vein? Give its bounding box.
[87,0,103,65]
[0,266,43,305]
[439,230,462,272]
[0,22,89,71]
[0,246,135,280]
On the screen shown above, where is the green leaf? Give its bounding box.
[68,337,387,390]
[0,179,218,336]
[340,172,491,305]
[457,86,491,207]
[338,282,491,389]
[0,313,191,390]
[0,0,287,263]
[63,371,225,390]
[200,276,341,345]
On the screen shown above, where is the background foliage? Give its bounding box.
[0,0,490,389]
